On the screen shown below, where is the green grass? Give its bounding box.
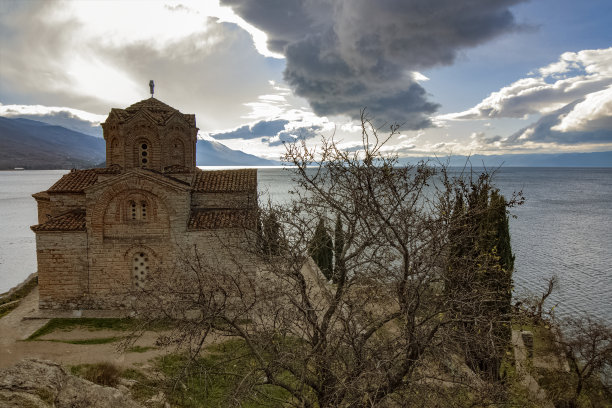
[0,276,38,320]
[0,276,38,307]
[154,340,291,408]
[127,345,156,353]
[0,302,19,319]
[69,339,292,406]
[512,320,612,407]
[26,318,137,341]
[60,336,122,345]
[536,365,612,408]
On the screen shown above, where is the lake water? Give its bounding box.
[1,168,611,324]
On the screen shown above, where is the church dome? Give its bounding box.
[106,97,196,127]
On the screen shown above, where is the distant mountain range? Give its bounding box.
[0,117,277,169]
[1,116,610,169]
[195,139,278,166]
[0,117,106,169]
[399,152,612,168]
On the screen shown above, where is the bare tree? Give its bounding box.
[552,316,612,408]
[130,113,524,407]
[515,275,559,324]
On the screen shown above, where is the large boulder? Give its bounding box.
[0,358,143,408]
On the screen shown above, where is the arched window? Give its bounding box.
[139,142,149,167]
[130,201,137,220]
[127,199,149,221]
[132,252,149,288]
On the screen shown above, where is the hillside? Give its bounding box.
[196,138,278,166]
[0,117,278,169]
[0,117,106,169]
[400,151,612,167]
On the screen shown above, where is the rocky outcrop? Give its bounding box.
[0,359,143,408]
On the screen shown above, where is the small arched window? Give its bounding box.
[130,201,137,220]
[132,252,149,289]
[128,199,149,221]
[139,142,149,167]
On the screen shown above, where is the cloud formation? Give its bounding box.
[222,0,526,127]
[444,48,612,121]
[441,47,612,148]
[0,103,106,137]
[211,119,289,140]
[0,1,279,131]
[210,117,322,147]
[266,125,322,146]
[506,101,612,146]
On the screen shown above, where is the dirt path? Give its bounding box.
[0,287,169,370]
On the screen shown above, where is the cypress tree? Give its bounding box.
[333,213,345,284]
[261,212,281,257]
[447,183,515,381]
[309,217,334,281]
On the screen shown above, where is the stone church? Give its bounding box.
[31,97,257,310]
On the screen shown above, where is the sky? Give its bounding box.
[0,0,611,161]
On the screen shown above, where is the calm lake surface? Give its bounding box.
[1,168,611,324]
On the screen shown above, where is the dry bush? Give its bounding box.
[82,362,122,387]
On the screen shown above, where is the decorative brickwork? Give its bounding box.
[31,97,258,310]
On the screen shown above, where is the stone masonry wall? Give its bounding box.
[82,173,193,309]
[37,232,88,309]
[35,170,258,310]
[35,199,51,224]
[46,194,87,218]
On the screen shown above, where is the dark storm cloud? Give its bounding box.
[211,119,289,140]
[222,0,526,126]
[209,118,322,147]
[266,125,322,146]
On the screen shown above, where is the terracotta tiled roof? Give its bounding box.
[188,209,256,230]
[46,168,120,193]
[31,210,86,232]
[47,169,99,193]
[107,98,196,127]
[193,169,257,193]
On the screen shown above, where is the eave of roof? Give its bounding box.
[46,168,121,194]
[31,210,86,232]
[188,208,256,230]
[32,191,50,200]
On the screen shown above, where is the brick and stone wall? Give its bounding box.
[36,232,88,309]
[33,98,257,311]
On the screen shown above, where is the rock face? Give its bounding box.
[0,359,143,408]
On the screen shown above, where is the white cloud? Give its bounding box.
[0,103,106,124]
[552,86,612,132]
[0,0,281,132]
[440,47,612,121]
